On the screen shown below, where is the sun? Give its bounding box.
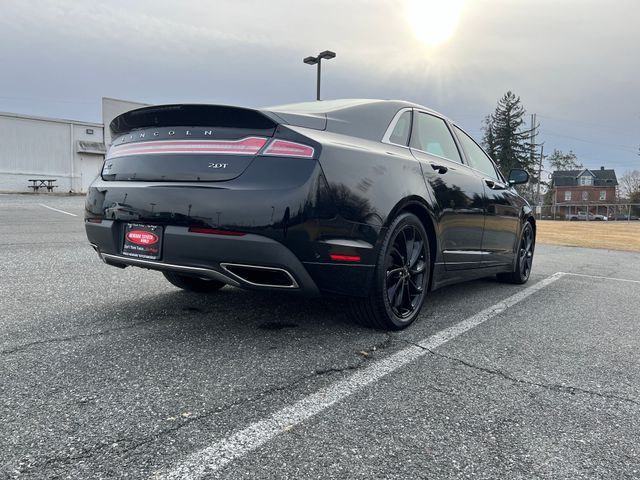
[406,0,466,47]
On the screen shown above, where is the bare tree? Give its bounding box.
[547,149,582,171]
[619,170,640,200]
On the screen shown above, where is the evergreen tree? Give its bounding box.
[481,114,497,161]
[482,91,537,176]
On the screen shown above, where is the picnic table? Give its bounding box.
[28,179,58,193]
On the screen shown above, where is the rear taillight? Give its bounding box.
[262,139,315,158]
[107,137,268,159]
[188,227,246,236]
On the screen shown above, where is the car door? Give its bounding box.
[453,125,521,266]
[409,111,486,270]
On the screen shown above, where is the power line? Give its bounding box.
[536,113,638,137]
[541,131,637,153]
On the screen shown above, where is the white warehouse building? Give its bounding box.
[0,97,146,193]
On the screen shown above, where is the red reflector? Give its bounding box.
[330,254,361,262]
[188,227,246,236]
[107,136,268,159]
[262,139,315,158]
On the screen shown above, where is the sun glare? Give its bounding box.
[406,0,465,47]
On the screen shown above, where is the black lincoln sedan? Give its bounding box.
[85,99,535,330]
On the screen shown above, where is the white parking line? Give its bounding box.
[38,203,78,217]
[159,272,565,480]
[558,272,640,284]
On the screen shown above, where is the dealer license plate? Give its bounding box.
[122,223,163,260]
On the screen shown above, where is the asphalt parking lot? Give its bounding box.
[1,194,640,480]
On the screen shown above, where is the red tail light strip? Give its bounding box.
[330,254,361,262]
[188,227,246,236]
[107,137,268,159]
[262,139,315,158]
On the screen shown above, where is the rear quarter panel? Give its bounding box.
[293,127,438,252]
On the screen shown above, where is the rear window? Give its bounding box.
[388,111,412,146]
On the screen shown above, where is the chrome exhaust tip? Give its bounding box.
[219,263,299,289]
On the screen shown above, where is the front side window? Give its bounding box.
[410,112,462,163]
[565,191,572,201]
[453,125,500,180]
[387,111,412,146]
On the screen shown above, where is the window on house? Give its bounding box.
[564,191,571,201]
[579,176,593,186]
[582,191,589,201]
[599,191,606,200]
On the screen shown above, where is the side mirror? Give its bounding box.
[508,169,529,185]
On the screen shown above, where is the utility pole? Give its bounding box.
[536,144,544,206]
[529,113,538,204]
[529,113,537,167]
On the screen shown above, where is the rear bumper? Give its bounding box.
[86,220,322,296]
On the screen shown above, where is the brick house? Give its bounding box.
[551,167,618,216]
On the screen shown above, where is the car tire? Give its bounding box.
[497,221,535,285]
[350,212,430,330]
[162,271,225,293]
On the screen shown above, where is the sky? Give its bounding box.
[1,0,638,175]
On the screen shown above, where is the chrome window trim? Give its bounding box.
[381,107,413,147]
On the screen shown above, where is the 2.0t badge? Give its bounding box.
[208,163,228,169]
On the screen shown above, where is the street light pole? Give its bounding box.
[316,58,321,101]
[303,50,336,101]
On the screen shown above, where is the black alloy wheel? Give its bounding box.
[497,221,534,284]
[351,212,430,330]
[162,271,225,293]
[385,223,428,319]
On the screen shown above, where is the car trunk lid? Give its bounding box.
[103,104,278,182]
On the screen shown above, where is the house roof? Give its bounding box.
[552,168,618,187]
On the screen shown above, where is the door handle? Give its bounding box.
[430,163,448,174]
[484,178,506,190]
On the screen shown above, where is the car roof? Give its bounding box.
[265,98,447,119]
[263,99,453,141]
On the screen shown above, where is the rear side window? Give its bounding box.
[410,112,462,163]
[454,126,501,180]
[388,111,412,146]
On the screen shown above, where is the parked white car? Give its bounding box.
[565,211,608,221]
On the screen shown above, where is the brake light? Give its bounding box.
[330,254,361,262]
[262,139,315,158]
[188,227,246,236]
[107,137,268,159]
